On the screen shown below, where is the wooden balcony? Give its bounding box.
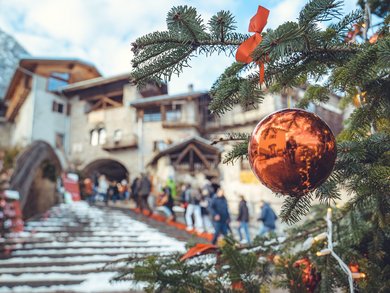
[102,135,137,152]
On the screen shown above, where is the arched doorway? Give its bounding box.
[10,140,62,219]
[82,159,129,182]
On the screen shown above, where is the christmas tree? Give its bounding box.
[110,0,389,291]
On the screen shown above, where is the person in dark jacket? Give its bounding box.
[257,200,277,236]
[237,195,251,244]
[108,180,120,204]
[131,176,140,207]
[210,188,231,244]
[138,173,152,215]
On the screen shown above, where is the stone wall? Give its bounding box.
[23,167,59,219]
[0,120,11,148]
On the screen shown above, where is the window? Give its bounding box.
[90,128,106,146]
[47,72,70,91]
[240,158,251,171]
[90,129,99,146]
[166,105,182,122]
[52,101,64,114]
[144,107,161,122]
[153,140,168,152]
[98,128,106,145]
[55,133,65,149]
[113,129,123,142]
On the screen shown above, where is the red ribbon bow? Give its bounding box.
[180,243,218,261]
[236,6,270,84]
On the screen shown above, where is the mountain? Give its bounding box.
[0,28,29,99]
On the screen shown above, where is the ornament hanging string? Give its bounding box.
[236,5,270,84]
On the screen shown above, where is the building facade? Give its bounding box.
[2,58,100,166]
[1,56,345,215]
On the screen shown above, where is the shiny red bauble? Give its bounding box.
[248,109,337,196]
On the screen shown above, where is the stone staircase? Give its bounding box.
[0,202,186,292]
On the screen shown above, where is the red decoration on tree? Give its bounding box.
[349,263,360,273]
[180,243,218,261]
[236,5,270,84]
[248,109,337,196]
[293,258,321,293]
[231,280,244,291]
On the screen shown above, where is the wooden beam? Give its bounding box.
[6,75,32,121]
[160,105,166,121]
[90,99,104,112]
[174,144,193,166]
[173,143,212,171]
[103,96,122,107]
[189,148,194,172]
[191,144,212,169]
[82,90,123,101]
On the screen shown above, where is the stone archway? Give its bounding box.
[82,159,129,182]
[10,140,62,219]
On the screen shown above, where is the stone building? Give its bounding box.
[2,57,100,165]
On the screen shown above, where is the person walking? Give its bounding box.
[131,175,140,207]
[210,188,231,245]
[257,200,277,236]
[97,175,109,205]
[138,173,152,215]
[286,136,298,164]
[120,179,129,201]
[108,180,120,204]
[237,195,251,244]
[83,178,94,203]
[185,184,203,232]
[200,189,213,232]
[156,186,175,221]
[166,176,177,200]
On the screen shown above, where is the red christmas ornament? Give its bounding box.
[293,258,321,293]
[349,263,360,273]
[248,109,337,196]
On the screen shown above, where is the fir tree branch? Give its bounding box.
[223,141,249,164]
[211,133,250,145]
[280,195,313,224]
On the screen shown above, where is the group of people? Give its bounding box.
[83,173,278,245]
[83,174,129,204]
[179,181,278,245]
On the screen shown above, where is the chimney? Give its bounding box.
[188,84,194,92]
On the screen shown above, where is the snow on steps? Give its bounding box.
[0,202,186,292]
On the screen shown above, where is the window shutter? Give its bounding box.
[66,103,71,116]
[52,101,57,112]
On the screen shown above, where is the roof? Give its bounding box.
[148,135,222,166]
[20,56,98,71]
[58,73,130,93]
[3,57,102,121]
[130,91,208,108]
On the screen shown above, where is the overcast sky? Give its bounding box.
[0,0,359,94]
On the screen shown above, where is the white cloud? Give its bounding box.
[0,0,240,93]
[267,0,306,28]
[0,0,361,94]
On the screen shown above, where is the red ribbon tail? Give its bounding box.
[259,62,265,84]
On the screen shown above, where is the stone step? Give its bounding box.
[1,237,143,245]
[6,243,173,251]
[0,268,114,275]
[0,202,186,292]
[0,280,83,288]
[0,259,109,268]
[0,250,168,259]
